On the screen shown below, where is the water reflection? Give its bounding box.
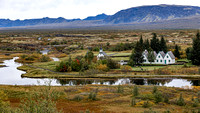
[1,57,200,88]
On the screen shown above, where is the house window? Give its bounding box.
[158,56,160,58]
[160,60,162,62]
[157,60,158,62]
[169,60,170,62]
[144,60,146,62]
[167,56,169,58]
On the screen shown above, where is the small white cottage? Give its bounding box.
[97,48,108,60]
[143,50,175,65]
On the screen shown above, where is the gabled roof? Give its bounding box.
[166,51,175,59]
[158,51,165,58]
[98,48,107,56]
[142,50,148,57]
[143,50,157,58]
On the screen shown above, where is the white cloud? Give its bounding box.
[0,0,199,20]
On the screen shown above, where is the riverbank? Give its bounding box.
[1,84,200,113]
[18,64,200,79]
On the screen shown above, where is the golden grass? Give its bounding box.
[0,85,199,113]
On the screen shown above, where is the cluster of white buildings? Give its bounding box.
[97,48,176,65]
[143,50,175,64]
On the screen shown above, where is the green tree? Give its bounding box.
[154,92,163,103]
[160,36,167,53]
[191,32,200,65]
[186,47,193,60]
[85,51,94,63]
[129,42,144,66]
[150,33,160,53]
[147,49,156,64]
[177,93,185,106]
[144,39,150,50]
[174,45,180,59]
[139,35,144,51]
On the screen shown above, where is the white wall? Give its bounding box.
[154,53,165,64]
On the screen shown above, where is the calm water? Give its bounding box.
[0,57,200,87]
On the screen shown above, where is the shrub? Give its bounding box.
[88,92,97,100]
[154,92,163,103]
[131,97,136,107]
[133,85,139,96]
[152,86,157,94]
[120,65,132,72]
[117,85,124,93]
[164,95,169,104]
[192,99,199,107]
[177,93,185,106]
[143,101,151,108]
[96,64,109,72]
[56,61,72,72]
[139,94,155,100]
[106,58,120,69]
[73,95,83,101]
[39,55,51,62]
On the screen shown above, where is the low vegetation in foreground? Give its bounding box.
[1,84,200,113]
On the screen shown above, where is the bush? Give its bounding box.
[120,65,132,72]
[177,93,185,106]
[39,55,51,62]
[152,86,157,94]
[133,85,139,96]
[131,97,136,107]
[117,85,124,93]
[88,92,97,100]
[143,101,151,108]
[73,95,83,101]
[106,58,120,69]
[192,99,199,107]
[56,61,72,72]
[96,64,109,72]
[154,92,163,103]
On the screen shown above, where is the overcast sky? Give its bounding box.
[0,0,200,20]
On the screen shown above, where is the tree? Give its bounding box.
[191,32,200,65]
[139,35,144,51]
[160,36,167,53]
[129,41,144,66]
[147,49,156,64]
[186,47,193,60]
[133,85,139,96]
[85,51,94,63]
[144,39,150,50]
[150,33,160,53]
[174,45,180,59]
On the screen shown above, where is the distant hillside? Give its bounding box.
[1,4,200,29]
[83,13,109,20]
[0,17,81,27]
[104,4,200,24]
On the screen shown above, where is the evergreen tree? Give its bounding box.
[139,35,144,51]
[160,36,167,53]
[150,33,160,53]
[191,32,200,65]
[129,41,144,66]
[186,47,193,60]
[147,49,156,64]
[144,39,150,50]
[174,45,180,59]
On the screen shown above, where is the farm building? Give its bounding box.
[143,50,175,64]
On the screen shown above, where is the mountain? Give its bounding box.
[83,13,109,20]
[1,4,200,29]
[0,17,81,27]
[104,4,200,24]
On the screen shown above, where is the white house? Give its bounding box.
[163,51,176,64]
[97,48,108,60]
[143,50,175,65]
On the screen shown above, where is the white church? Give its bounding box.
[143,50,175,64]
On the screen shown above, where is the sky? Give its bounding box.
[0,0,200,20]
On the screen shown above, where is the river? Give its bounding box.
[0,57,200,87]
